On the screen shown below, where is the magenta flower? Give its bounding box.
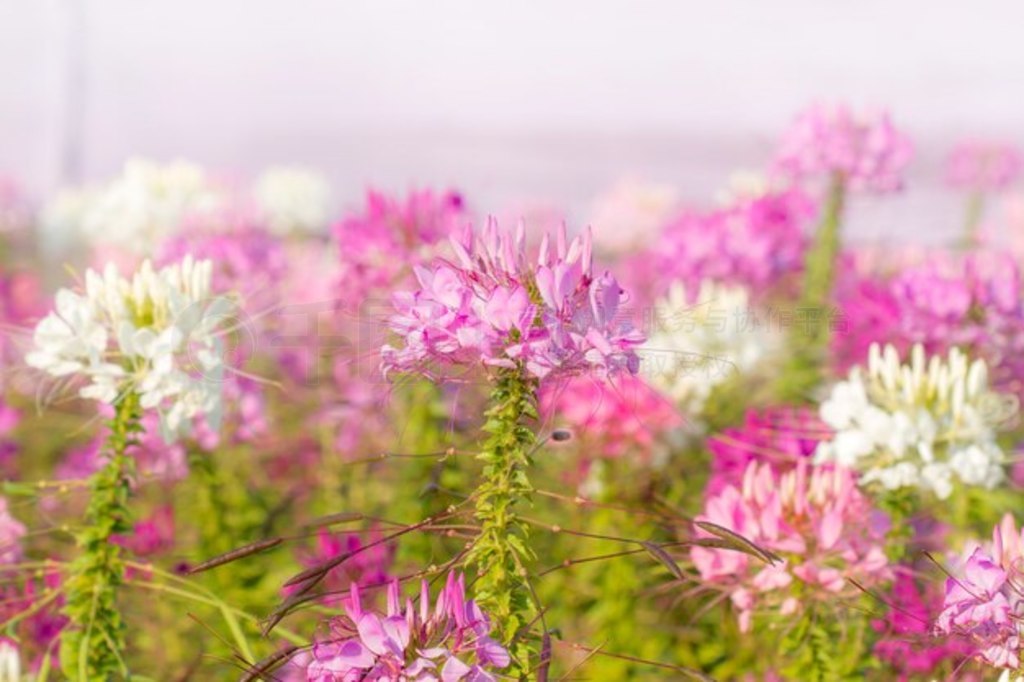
[333,189,466,305]
[934,514,1024,670]
[622,187,812,305]
[381,220,644,382]
[691,460,890,632]
[287,529,395,605]
[774,103,913,192]
[539,374,683,492]
[872,572,974,680]
[302,572,509,681]
[946,141,1023,193]
[835,250,1024,398]
[706,407,826,496]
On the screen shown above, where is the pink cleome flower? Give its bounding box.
[773,103,913,192]
[303,572,509,681]
[381,220,644,382]
[946,141,1023,193]
[621,187,813,306]
[691,460,891,632]
[934,514,1024,670]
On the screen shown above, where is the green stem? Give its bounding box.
[60,391,141,680]
[777,174,846,403]
[465,367,538,679]
[959,192,985,250]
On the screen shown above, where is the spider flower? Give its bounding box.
[303,572,509,681]
[623,187,812,304]
[26,256,234,442]
[334,188,466,304]
[815,343,1016,499]
[643,280,782,418]
[706,407,824,495]
[381,220,644,381]
[946,141,1022,193]
[691,460,890,632]
[934,514,1024,669]
[52,158,225,253]
[773,103,913,192]
[253,166,333,236]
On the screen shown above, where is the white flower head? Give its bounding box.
[642,280,781,420]
[815,343,1018,499]
[253,167,332,236]
[51,159,224,254]
[27,256,234,443]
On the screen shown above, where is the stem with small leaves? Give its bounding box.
[465,366,538,679]
[778,173,846,402]
[60,390,141,680]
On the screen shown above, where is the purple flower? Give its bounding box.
[381,220,644,382]
[302,573,509,681]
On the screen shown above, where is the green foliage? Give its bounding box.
[60,391,142,681]
[777,174,846,403]
[464,367,539,679]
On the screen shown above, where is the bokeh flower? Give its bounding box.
[773,103,913,192]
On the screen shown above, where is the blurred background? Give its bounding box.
[2,0,1023,242]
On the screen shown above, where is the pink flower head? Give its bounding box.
[706,407,827,496]
[835,250,1024,397]
[872,572,974,679]
[539,374,683,466]
[112,505,175,557]
[946,141,1023,193]
[774,103,913,192]
[934,526,1024,670]
[691,460,891,632]
[333,188,466,304]
[302,572,509,681]
[381,220,644,382]
[621,187,812,305]
[287,529,395,604]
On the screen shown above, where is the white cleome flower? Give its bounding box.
[815,343,1018,499]
[26,256,234,443]
[49,158,223,253]
[0,638,19,682]
[253,167,332,236]
[642,280,780,419]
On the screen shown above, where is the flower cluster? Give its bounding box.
[691,460,890,632]
[381,220,644,381]
[815,343,1015,499]
[45,158,224,253]
[623,187,812,303]
[302,573,509,681]
[835,251,1024,398]
[26,256,234,441]
[946,141,1022,193]
[706,407,824,495]
[334,189,466,304]
[934,514,1024,669]
[872,572,972,679]
[643,280,781,418]
[773,103,913,191]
